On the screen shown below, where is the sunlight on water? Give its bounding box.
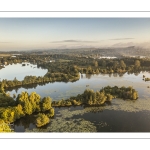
[0,63,47,80]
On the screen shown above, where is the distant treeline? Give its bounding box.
[1,54,150,91]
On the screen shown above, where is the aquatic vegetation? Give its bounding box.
[26,118,97,132]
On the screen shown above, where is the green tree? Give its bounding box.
[132,91,138,100]
[41,97,52,112]
[24,101,33,115]
[120,60,126,69]
[36,113,50,127]
[47,108,55,117]
[0,119,12,132]
[93,60,98,67]
[113,61,119,69]
[106,94,113,101]
[29,92,41,112]
[102,60,106,67]
[134,60,140,68]
[16,92,33,115]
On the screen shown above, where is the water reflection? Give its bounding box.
[15,114,36,132]
[109,74,112,77]
[6,72,150,101]
[134,72,140,76]
[5,70,150,132]
[113,73,118,77]
[0,63,47,80]
[85,74,92,79]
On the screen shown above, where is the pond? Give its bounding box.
[0,63,47,81]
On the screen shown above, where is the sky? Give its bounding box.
[0,18,150,51]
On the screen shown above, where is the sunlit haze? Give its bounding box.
[0,18,150,51]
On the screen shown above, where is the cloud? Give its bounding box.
[112,42,135,47]
[51,40,97,43]
[109,38,135,41]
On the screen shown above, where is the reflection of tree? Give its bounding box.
[101,73,106,76]
[15,88,18,93]
[113,73,118,77]
[14,114,36,129]
[6,82,48,93]
[134,72,140,76]
[118,73,124,77]
[105,101,112,106]
[109,74,112,77]
[86,74,92,79]
[127,72,132,75]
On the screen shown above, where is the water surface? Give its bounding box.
[7,72,150,101]
[1,64,150,132]
[0,63,47,81]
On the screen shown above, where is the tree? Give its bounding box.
[102,60,106,67]
[47,108,55,117]
[16,92,33,115]
[134,60,140,68]
[41,97,52,112]
[93,61,98,67]
[0,119,12,132]
[120,60,126,69]
[106,94,113,101]
[132,91,138,100]
[16,91,42,115]
[95,69,99,74]
[29,92,41,112]
[113,61,119,69]
[24,101,33,115]
[36,113,50,127]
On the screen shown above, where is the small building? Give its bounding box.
[50,60,55,62]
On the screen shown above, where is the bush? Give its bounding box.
[0,119,12,132]
[36,113,50,127]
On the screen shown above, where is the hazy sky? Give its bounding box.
[0,18,150,51]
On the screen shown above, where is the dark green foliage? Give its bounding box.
[0,93,16,107]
